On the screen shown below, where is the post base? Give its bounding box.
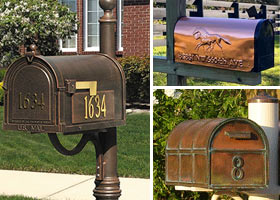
[93,177,121,200]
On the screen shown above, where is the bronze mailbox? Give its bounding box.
[166,118,269,190]
[3,54,126,134]
[174,17,274,72]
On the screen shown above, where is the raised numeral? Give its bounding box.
[84,96,88,119]
[95,95,101,118]
[101,94,106,117]
[84,94,106,120]
[19,92,45,110]
[231,156,244,181]
[89,96,95,119]
[19,92,23,109]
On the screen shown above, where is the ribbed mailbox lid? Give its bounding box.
[166,118,269,190]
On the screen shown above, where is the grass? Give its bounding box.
[0,107,149,178]
[153,46,166,57]
[153,36,280,86]
[153,36,166,40]
[0,196,38,200]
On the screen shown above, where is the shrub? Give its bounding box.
[119,56,150,103]
[0,0,78,67]
[0,82,4,105]
[0,70,7,105]
[0,69,7,82]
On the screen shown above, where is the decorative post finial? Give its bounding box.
[99,0,116,58]
[99,0,116,11]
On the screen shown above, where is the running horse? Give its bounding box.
[193,28,232,53]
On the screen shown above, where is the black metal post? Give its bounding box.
[166,0,185,62]
[228,2,239,18]
[189,0,203,17]
[166,0,186,86]
[99,0,116,58]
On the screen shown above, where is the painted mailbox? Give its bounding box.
[174,17,274,72]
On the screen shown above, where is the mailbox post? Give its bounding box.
[2,0,125,199]
[248,92,280,200]
[95,1,121,199]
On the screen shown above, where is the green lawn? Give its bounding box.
[0,196,37,200]
[153,36,280,86]
[0,107,150,178]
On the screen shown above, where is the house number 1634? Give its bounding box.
[84,94,106,119]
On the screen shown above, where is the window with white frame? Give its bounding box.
[84,0,123,51]
[59,0,77,52]
[117,0,123,51]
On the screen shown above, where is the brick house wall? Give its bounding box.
[122,0,150,56]
[63,0,150,57]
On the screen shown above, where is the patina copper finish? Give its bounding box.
[166,118,269,190]
[174,17,274,72]
[3,53,126,134]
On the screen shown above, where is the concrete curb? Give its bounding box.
[0,170,150,200]
[126,108,150,114]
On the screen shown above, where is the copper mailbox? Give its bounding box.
[166,118,269,190]
[174,17,274,72]
[3,54,126,134]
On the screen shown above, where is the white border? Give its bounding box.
[59,0,78,52]
[149,0,154,199]
[59,39,78,52]
[117,0,123,51]
[83,0,100,52]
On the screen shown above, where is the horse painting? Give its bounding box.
[192,28,232,53]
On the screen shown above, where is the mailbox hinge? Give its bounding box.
[96,154,104,181]
[65,80,76,94]
[90,132,106,181]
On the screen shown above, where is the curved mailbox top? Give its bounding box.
[166,118,269,190]
[174,17,274,72]
[3,54,126,134]
[3,54,125,91]
[166,118,268,150]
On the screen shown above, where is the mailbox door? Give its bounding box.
[209,120,268,189]
[3,58,57,132]
[211,152,266,188]
[254,19,274,72]
[40,55,126,133]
